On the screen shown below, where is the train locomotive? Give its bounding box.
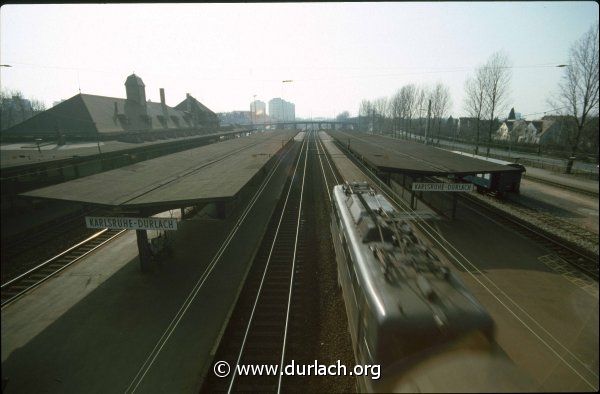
[330,181,534,392]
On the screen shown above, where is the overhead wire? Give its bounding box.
[335,131,598,388]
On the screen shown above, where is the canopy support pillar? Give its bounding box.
[136,229,152,272]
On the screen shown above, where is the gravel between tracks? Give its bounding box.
[287,136,356,393]
[471,191,599,256]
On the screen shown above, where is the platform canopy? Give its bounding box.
[328,130,522,176]
[23,130,296,211]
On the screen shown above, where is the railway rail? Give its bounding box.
[1,228,126,308]
[458,192,599,279]
[325,132,599,391]
[523,174,599,198]
[421,173,598,279]
[201,134,309,393]
[331,135,598,280]
[1,206,100,262]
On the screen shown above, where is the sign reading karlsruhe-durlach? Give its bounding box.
[85,216,178,231]
[411,182,474,192]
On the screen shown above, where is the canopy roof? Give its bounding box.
[23,131,297,211]
[328,131,522,176]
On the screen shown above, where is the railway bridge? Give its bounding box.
[242,120,358,130]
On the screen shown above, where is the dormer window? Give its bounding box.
[170,115,180,127]
[140,114,152,126]
[117,114,130,125]
[157,115,167,128]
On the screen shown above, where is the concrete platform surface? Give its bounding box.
[1,140,301,393]
[22,130,297,209]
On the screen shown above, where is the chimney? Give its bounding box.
[186,93,192,112]
[160,88,166,107]
[159,88,169,127]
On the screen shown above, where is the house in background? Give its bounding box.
[495,110,573,146]
[175,93,219,129]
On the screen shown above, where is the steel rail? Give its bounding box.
[224,134,309,393]
[459,192,598,279]
[1,206,100,260]
[324,135,599,389]
[1,228,126,308]
[126,134,300,393]
[523,174,599,198]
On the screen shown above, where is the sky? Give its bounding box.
[0,2,598,119]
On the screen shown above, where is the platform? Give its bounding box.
[22,130,297,210]
[1,139,301,393]
[319,132,438,220]
[328,130,521,176]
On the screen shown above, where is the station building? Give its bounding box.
[1,74,219,142]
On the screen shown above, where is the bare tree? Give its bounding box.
[0,88,45,130]
[373,97,388,134]
[31,98,46,113]
[391,85,417,138]
[555,23,599,173]
[429,82,452,144]
[414,85,429,139]
[389,89,403,137]
[336,110,350,121]
[402,84,417,137]
[464,64,488,154]
[482,51,511,156]
[359,99,373,132]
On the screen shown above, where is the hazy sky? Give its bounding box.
[1,2,598,119]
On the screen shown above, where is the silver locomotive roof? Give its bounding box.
[333,181,492,338]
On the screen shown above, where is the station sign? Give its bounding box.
[85,216,178,231]
[411,183,474,192]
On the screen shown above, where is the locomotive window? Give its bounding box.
[341,235,356,283]
[332,203,341,225]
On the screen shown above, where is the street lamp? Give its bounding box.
[251,94,257,129]
[282,80,293,126]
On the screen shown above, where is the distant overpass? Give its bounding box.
[236,120,358,130]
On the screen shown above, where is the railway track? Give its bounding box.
[459,193,599,279]
[1,206,100,263]
[325,132,600,386]
[523,174,599,197]
[332,135,598,280]
[1,228,126,307]
[201,134,309,393]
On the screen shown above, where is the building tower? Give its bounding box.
[125,74,147,106]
